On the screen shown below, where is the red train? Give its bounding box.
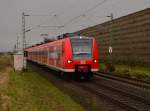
[25,35,99,79]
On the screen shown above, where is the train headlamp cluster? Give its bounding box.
[67,60,72,64]
[93,59,97,63]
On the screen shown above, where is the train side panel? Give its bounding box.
[46,39,65,71]
[25,36,99,79]
[63,38,74,71]
[92,38,99,71]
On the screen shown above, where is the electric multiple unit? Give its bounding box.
[25,36,99,79]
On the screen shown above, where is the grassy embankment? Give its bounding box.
[99,63,150,81]
[0,54,84,111]
[0,54,12,71]
[0,54,12,111]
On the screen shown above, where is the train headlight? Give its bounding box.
[67,60,72,64]
[93,59,97,63]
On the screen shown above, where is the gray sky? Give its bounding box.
[0,0,150,52]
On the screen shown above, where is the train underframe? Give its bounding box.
[28,60,94,80]
[61,65,94,80]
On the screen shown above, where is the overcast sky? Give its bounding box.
[0,0,150,52]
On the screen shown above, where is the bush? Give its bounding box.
[123,73,131,78]
[109,65,115,72]
[105,63,115,72]
[123,69,129,74]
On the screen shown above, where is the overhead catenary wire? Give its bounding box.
[23,0,108,34]
[16,14,61,50]
[24,14,63,34]
[35,0,108,30]
[82,14,98,25]
[25,14,55,16]
[63,0,108,27]
[17,0,108,46]
[51,0,108,35]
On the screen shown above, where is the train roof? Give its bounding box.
[70,36,93,40]
[25,35,93,50]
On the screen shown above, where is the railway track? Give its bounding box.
[95,72,150,89]
[30,62,150,111]
[74,80,150,111]
[72,72,150,111]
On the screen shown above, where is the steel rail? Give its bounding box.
[95,72,150,89]
[75,82,141,111]
[93,80,150,105]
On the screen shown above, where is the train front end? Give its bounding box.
[64,36,99,79]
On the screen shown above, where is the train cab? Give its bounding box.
[63,36,99,79]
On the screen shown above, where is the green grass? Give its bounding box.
[115,64,150,80]
[6,69,85,111]
[99,63,150,81]
[0,55,84,111]
[99,63,106,72]
[0,54,12,111]
[0,54,12,71]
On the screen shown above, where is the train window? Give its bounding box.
[71,38,92,60]
[24,51,28,57]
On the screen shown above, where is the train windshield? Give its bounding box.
[71,37,92,60]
